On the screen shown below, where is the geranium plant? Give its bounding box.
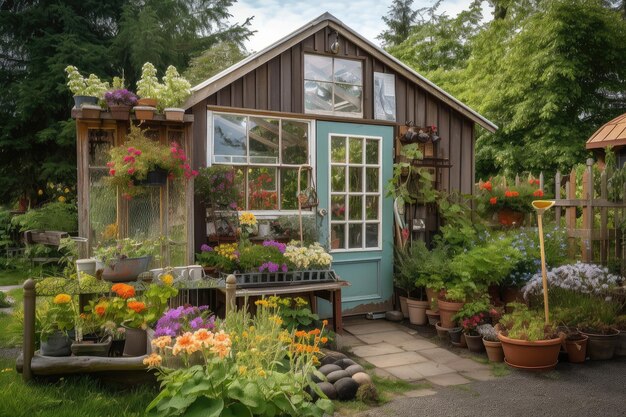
[106,125,198,197]
[477,175,546,215]
[194,165,241,209]
[104,89,138,107]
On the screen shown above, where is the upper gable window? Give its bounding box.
[304,54,363,117]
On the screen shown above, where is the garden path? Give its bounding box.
[0,285,18,315]
[339,317,495,389]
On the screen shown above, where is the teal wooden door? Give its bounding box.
[316,121,394,314]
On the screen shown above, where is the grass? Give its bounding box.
[0,289,24,349]
[0,267,30,287]
[0,358,156,417]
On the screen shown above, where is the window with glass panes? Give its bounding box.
[210,112,311,211]
[329,135,381,250]
[304,54,363,117]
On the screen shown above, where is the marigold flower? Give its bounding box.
[480,181,493,191]
[489,197,497,205]
[322,319,328,326]
[53,294,71,304]
[58,196,66,203]
[193,328,214,347]
[320,337,328,344]
[172,332,201,356]
[533,189,544,197]
[211,343,231,358]
[94,303,107,316]
[112,283,135,299]
[143,353,162,367]
[127,300,146,313]
[257,369,266,378]
[295,330,307,338]
[161,273,174,286]
[308,328,321,336]
[255,299,269,307]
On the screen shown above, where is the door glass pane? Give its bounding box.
[88,129,114,166]
[334,59,362,85]
[348,224,362,248]
[331,136,346,163]
[331,195,345,221]
[281,120,308,164]
[331,224,345,250]
[249,117,279,164]
[214,114,246,159]
[248,167,278,210]
[305,81,333,112]
[304,55,332,81]
[334,84,362,113]
[89,169,117,245]
[366,139,378,165]
[365,224,378,248]
[349,137,363,164]
[280,168,299,210]
[366,168,378,192]
[331,166,346,192]
[349,196,362,220]
[366,196,378,220]
[349,167,362,192]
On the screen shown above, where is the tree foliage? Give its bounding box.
[378,0,420,47]
[0,0,252,205]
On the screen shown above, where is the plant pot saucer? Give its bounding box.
[504,358,558,372]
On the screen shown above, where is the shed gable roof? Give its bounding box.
[186,12,498,133]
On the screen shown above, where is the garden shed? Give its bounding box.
[184,13,496,314]
[586,112,626,166]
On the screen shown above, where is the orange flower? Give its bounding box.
[127,300,146,313]
[112,283,135,299]
[152,336,172,350]
[142,353,162,367]
[504,190,512,198]
[322,319,328,326]
[53,294,71,304]
[480,181,493,191]
[489,197,497,205]
[173,332,201,356]
[533,189,544,197]
[193,329,214,347]
[308,328,321,336]
[94,303,107,317]
[512,191,520,197]
[320,337,328,344]
[295,330,307,338]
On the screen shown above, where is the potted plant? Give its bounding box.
[93,237,161,282]
[496,303,563,371]
[194,165,240,210]
[65,65,110,109]
[70,307,113,356]
[395,242,430,323]
[158,65,191,122]
[478,324,504,362]
[558,327,588,364]
[476,176,545,226]
[106,125,198,197]
[40,293,76,356]
[135,62,161,119]
[453,296,491,353]
[104,88,138,120]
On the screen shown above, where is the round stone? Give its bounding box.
[345,364,366,376]
[351,372,372,385]
[321,350,347,365]
[334,358,357,369]
[317,381,337,400]
[318,364,342,376]
[327,369,350,383]
[386,310,404,321]
[334,377,360,401]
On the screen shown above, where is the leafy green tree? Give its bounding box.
[184,41,249,86]
[378,0,420,46]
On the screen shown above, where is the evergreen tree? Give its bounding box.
[184,41,249,86]
[378,0,419,46]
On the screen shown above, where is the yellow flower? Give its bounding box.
[58,196,66,203]
[64,188,70,193]
[257,369,266,378]
[270,315,283,326]
[142,353,162,367]
[37,189,43,196]
[161,273,174,286]
[238,366,247,375]
[238,211,257,227]
[53,294,71,304]
[255,299,269,307]
[151,336,172,350]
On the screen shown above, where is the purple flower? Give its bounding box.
[200,244,213,252]
[154,326,175,337]
[262,240,286,253]
[189,317,204,329]
[281,264,288,272]
[104,89,138,106]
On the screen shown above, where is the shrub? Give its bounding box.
[12,202,78,232]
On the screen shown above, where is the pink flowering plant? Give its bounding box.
[107,125,197,198]
[452,295,491,335]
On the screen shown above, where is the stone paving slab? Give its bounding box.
[418,347,464,364]
[0,285,21,292]
[426,373,471,386]
[372,367,394,379]
[403,389,438,398]
[343,322,403,335]
[445,358,490,372]
[405,361,455,377]
[398,339,439,352]
[336,333,365,350]
[384,365,425,381]
[355,330,417,345]
[351,343,404,357]
[364,351,429,368]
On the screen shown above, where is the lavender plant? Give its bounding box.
[154,305,215,337]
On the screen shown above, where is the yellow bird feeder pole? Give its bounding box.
[532,200,555,325]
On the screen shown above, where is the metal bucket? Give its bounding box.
[96,256,152,282]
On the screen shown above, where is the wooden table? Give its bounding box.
[216,280,350,334]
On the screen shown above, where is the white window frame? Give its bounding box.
[206,110,316,215]
[304,54,364,118]
[328,133,382,253]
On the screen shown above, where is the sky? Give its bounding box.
[229,0,478,53]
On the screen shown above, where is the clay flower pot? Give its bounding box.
[164,107,185,122]
[498,333,562,371]
[122,326,147,356]
[398,296,409,318]
[435,322,450,340]
[406,298,429,325]
[616,330,626,358]
[133,105,156,120]
[579,328,619,361]
[483,338,504,362]
[438,298,464,328]
[449,327,467,347]
[426,309,440,326]
[564,335,588,364]
[464,332,485,353]
[109,104,132,120]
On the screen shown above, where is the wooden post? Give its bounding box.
[225,274,237,315]
[555,171,561,224]
[515,174,520,186]
[22,278,36,382]
[537,212,550,325]
[539,172,544,191]
[600,171,608,264]
[582,158,594,262]
[566,169,577,258]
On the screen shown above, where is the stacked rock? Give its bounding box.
[315,352,373,401]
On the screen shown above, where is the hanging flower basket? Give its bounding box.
[133,167,169,186]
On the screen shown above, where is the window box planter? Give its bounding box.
[81,104,102,119]
[109,104,132,120]
[220,269,337,289]
[73,95,98,108]
[164,107,185,122]
[133,105,156,120]
[96,255,152,282]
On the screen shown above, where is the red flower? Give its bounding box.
[401,228,409,241]
[533,189,544,197]
[109,169,116,176]
[504,190,512,197]
[534,179,540,185]
[127,168,136,175]
[480,181,493,191]
[489,197,497,205]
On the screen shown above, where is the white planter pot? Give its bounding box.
[76,258,96,275]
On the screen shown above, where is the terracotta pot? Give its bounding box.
[498,333,562,371]
[109,104,131,120]
[564,335,588,363]
[465,332,485,353]
[122,326,147,356]
[164,107,185,122]
[133,105,156,120]
[398,296,409,319]
[448,327,463,344]
[438,298,464,328]
[81,104,101,119]
[616,330,626,357]
[426,287,439,305]
[483,338,504,362]
[497,208,525,226]
[406,298,429,325]
[137,97,157,107]
[579,328,619,361]
[435,322,450,340]
[426,309,440,326]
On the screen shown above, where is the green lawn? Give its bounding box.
[0,267,31,287]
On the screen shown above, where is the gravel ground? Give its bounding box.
[356,358,626,417]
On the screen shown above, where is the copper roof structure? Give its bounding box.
[586,113,626,149]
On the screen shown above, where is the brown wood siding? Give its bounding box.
[197,25,476,199]
[192,103,208,250]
